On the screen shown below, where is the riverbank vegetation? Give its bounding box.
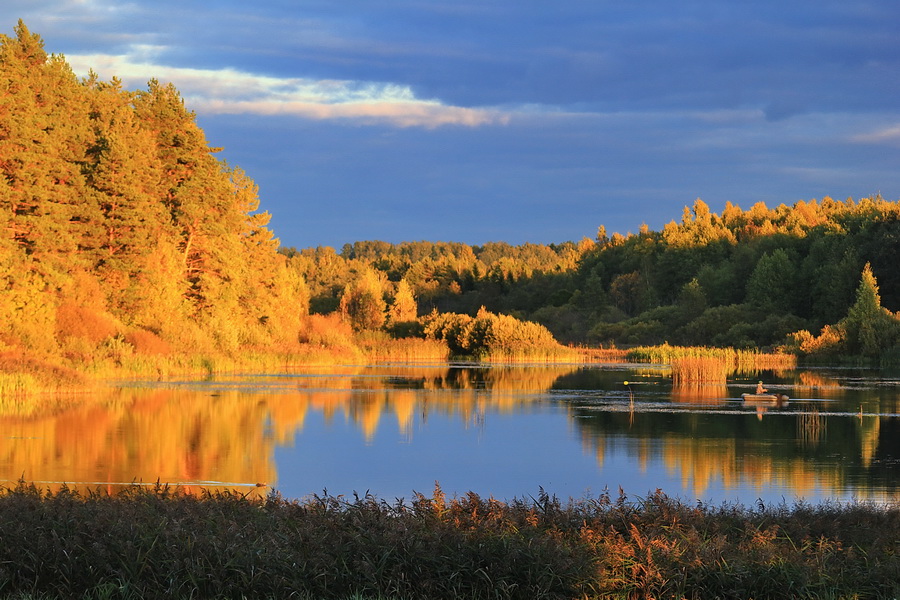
[0,482,898,599]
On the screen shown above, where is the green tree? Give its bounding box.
[841,263,900,357]
[746,248,798,313]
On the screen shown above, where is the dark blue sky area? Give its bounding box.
[5,1,900,248]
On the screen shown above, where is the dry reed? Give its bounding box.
[670,356,730,384]
[0,483,898,599]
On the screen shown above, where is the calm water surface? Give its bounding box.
[3,362,900,505]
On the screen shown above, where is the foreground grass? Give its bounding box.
[0,484,898,599]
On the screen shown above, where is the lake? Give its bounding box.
[3,362,900,505]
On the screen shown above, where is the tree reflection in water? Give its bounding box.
[1,364,899,503]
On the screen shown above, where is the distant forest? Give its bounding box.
[3,21,900,375]
[285,194,900,356]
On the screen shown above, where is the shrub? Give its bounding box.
[124,329,172,356]
[299,313,357,350]
[421,308,574,361]
[55,302,119,344]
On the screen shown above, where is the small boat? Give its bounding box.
[742,392,789,420]
[741,392,789,403]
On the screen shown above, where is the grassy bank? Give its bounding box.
[0,483,898,599]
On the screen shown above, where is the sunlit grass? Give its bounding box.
[576,346,629,362]
[476,345,582,364]
[0,350,93,401]
[357,332,450,362]
[628,343,797,374]
[671,356,730,384]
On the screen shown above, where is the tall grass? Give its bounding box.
[670,356,730,384]
[476,344,582,364]
[356,332,450,362]
[576,346,629,363]
[629,343,797,375]
[0,482,899,599]
[0,350,92,398]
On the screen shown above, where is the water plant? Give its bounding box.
[670,356,730,384]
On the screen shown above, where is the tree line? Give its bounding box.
[3,21,899,374]
[286,196,900,360]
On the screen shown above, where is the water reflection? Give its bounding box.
[1,364,899,504]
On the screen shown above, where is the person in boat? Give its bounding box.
[755,381,767,394]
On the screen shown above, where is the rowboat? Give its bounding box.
[741,393,789,404]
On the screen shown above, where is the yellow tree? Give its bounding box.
[340,268,387,331]
[388,278,417,324]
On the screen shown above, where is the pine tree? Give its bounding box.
[841,263,899,357]
[0,20,91,259]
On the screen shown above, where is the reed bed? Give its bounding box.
[670,356,731,384]
[358,335,451,362]
[628,343,797,378]
[0,351,91,397]
[476,345,582,364]
[575,346,629,363]
[0,482,899,599]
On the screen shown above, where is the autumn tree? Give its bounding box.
[388,279,417,324]
[0,20,90,259]
[340,269,387,331]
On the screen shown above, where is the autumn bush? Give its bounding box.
[421,308,576,362]
[124,329,172,356]
[54,302,119,345]
[0,349,88,396]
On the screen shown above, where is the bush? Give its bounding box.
[124,329,172,356]
[55,302,119,344]
[421,308,572,360]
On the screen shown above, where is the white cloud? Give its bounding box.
[65,49,508,128]
[852,124,900,144]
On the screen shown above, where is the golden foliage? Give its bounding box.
[54,302,120,344]
[124,329,172,356]
[0,349,88,395]
[789,325,844,356]
[299,313,357,350]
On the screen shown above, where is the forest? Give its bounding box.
[287,194,900,360]
[2,21,900,391]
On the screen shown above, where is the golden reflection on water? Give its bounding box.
[0,365,579,495]
[0,364,896,501]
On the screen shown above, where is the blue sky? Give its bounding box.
[5,1,900,249]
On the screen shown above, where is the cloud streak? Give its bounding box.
[65,48,508,128]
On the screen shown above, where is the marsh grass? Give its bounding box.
[0,482,899,600]
[357,332,450,362]
[0,350,93,400]
[576,346,629,363]
[476,345,582,364]
[629,344,797,380]
[670,356,730,384]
